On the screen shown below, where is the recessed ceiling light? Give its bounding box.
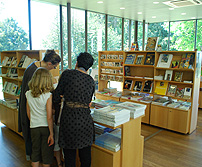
[153,2,159,4]
[152,16,156,18]
[97,1,103,3]
[120,7,125,10]
[164,20,168,21]
[191,17,196,19]
[169,8,174,10]
[181,13,186,15]
[138,12,142,14]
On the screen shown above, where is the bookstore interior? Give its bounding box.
[0,0,202,167]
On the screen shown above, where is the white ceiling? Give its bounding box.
[38,0,202,23]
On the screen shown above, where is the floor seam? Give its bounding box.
[144,129,163,141]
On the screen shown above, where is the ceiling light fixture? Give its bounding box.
[164,20,168,21]
[191,17,196,19]
[169,8,174,10]
[97,1,103,3]
[152,16,156,18]
[138,12,142,14]
[153,2,159,4]
[120,7,125,10]
[181,13,186,15]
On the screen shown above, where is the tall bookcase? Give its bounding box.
[97,50,201,134]
[0,50,59,135]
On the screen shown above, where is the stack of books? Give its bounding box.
[93,100,121,109]
[152,97,170,106]
[115,101,146,119]
[94,106,130,127]
[95,132,121,152]
[94,123,113,135]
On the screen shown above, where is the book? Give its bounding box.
[5,82,13,93]
[124,54,136,64]
[6,57,14,66]
[1,56,9,66]
[176,88,185,98]
[123,80,133,90]
[179,53,194,69]
[18,55,27,67]
[145,37,159,51]
[124,66,131,76]
[16,86,21,96]
[133,81,143,91]
[164,70,173,81]
[144,53,155,65]
[100,55,106,59]
[135,55,145,65]
[22,57,32,68]
[171,60,180,68]
[174,72,183,82]
[9,83,18,95]
[10,57,18,67]
[183,87,192,99]
[167,84,177,96]
[154,81,168,95]
[143,80,153,93]
[2,81,8,92]
[157,54,173,68]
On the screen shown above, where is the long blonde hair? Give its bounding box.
[28,67,54,97]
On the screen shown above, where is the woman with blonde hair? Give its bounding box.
[26,67,54,167]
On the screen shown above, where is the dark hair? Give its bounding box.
[43,49,61,65]
[77,52,94,71]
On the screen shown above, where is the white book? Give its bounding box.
[1,56,9,66]
[164,70,173,81]
[183,87,192,99]
[22,57,32,68]
[9,83,18,95]
[157,54,173,68]
[5,82,13,93]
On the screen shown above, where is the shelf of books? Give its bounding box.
[97,50,201,134]
[0,50,59,135]
[152,51,201,134]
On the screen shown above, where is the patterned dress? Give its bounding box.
[53,69,95,149]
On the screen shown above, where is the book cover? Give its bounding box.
[133,81,143,91]
[176,88,184,98]
[22,57,32,68]
[9,83,18,95]
[144,53,155,65]
[164,70,173,81]
[5,82,12,93]
[16,86,21,96]
[135,55,145,65]
[154,81,168,95]
[18,55,27,67]
[10,57,18,67]
[167,84,177,96]
[100,55,106,59]
[187,53,194,69]
[179,53,194,69]
[124,66,131,76]
[183,87,192,99]
[123,80,133,90]
[6,57,14,66]
[157,54,173,68]
[143,80,153,93]
[171,60,180,68]
[3,81,8,92]
[174,72,183,82]
[145,37,159,51]
[124,54,136,64]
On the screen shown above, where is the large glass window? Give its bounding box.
[146,22,169,51]
[62,6,68,70]
[131,20,135,47]
[31,1,60,51]
[107,16,122,51]
[197,19,202,51]
[170,20,196,51]
[138,22,143,51]
[71,8,85,68]
[124,19,130,50]
[87,11,105,69]
[0,0,29,51]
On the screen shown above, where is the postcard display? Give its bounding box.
[98,51,201,135]
[0,50,60,135]
[95,51,144,167]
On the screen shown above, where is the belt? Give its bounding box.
[66,102,89,108]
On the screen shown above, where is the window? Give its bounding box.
[31,1,60,51]
[131,20,135,47]
[138,22,143,51]
[197,19,202,51]
[170,20,196,51]
[71,8,85,68]
[107,16,122,51]
[87,11,105,69]
[146,22,169,51]
[124,19,130,50]
[0,0,29,51]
